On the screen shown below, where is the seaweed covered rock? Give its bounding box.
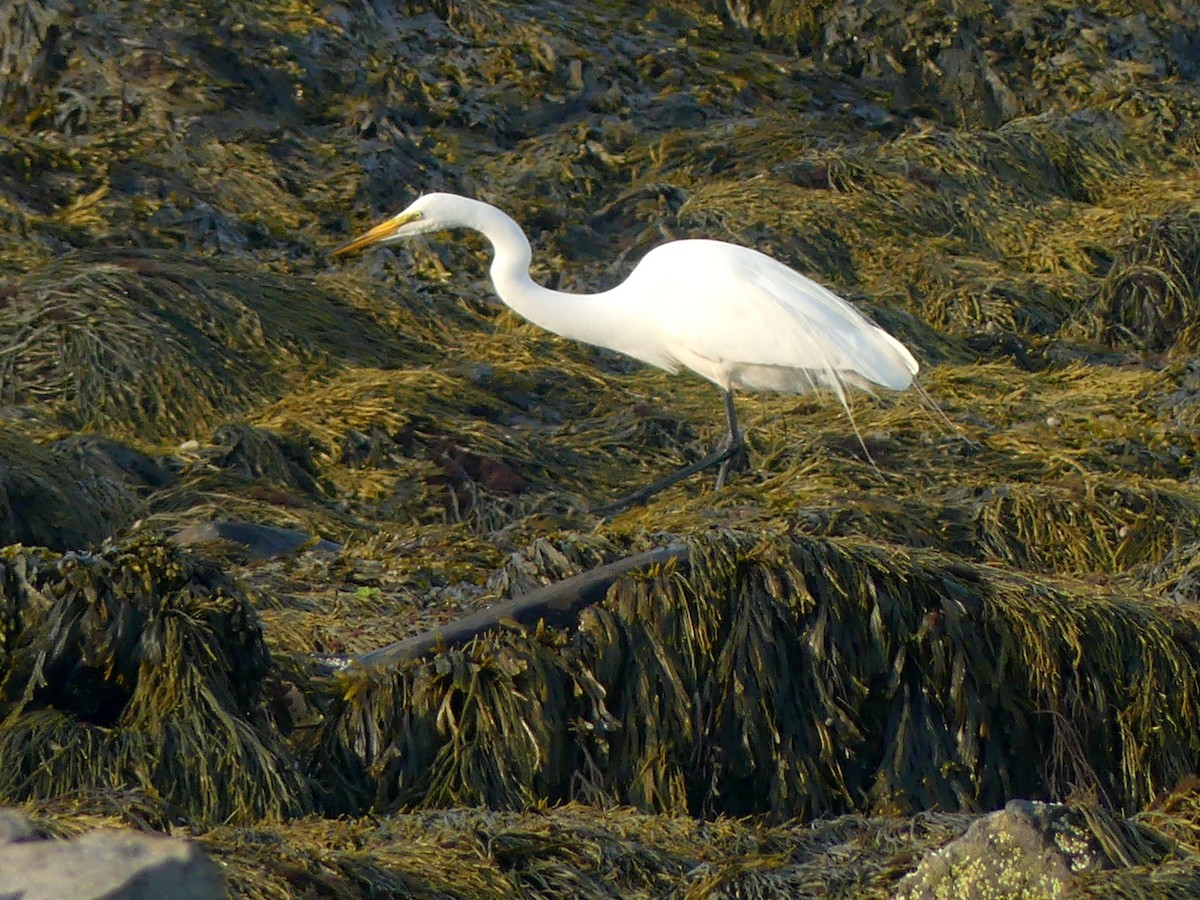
[0,426,143,550]
[704,0,1200,127]
[198,802,970,897]
[0,536,311,824]
[6,0,1200,890]
[188,793,1200,896]
[1091,210,1200,353]
[0,250,414,441]
[953,476,1200,575]
[318,528,1200,820]
[207,422,325,494]
[0,544,56,665]
[0,0,67,126]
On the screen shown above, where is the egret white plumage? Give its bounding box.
[332,192,919,511]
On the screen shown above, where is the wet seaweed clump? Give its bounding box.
[1092,210,1200,354]
[317,528,1200,822]
[0,0,66,125]
[0,426,142,551]
[703,0,1200,128]
[0,249,410,441]
[0,543,56,664]
[0,535,311,824]
[207,421,325,496]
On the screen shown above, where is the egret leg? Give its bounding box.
[713,389,742,490]
[590,390,745,515]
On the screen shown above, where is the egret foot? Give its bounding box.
[590,390,745,515]
[713,442,749,490]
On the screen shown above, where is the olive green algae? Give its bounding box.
[2,0,1200,894]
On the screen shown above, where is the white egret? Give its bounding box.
[332,193,919,511]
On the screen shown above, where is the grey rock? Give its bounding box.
[0,827,224,900]
[0,809,38,844]
[895,800,1104,899]
[52,434,175,489]
[172,520,342,559]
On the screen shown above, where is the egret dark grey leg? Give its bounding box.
[714,390,742,489]
[590,389,745,515]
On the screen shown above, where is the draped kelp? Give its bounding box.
[0,537,311,823]
[3,0,1200,893]
[318,528,1200,820]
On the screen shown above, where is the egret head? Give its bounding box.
[331,193,459,256]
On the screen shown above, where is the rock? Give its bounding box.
[51,434,175,490]
[0,808,38,843]
[895,800,1104,899]
[0,824,224,900]
[171,520,342,559]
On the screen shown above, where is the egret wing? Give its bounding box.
[645,241,917,394]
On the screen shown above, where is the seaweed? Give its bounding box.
[318,529,1200,821]
[2,0,1200,891]
[0,0,66,124]
[0,536,311,824]
[0,250,417,441]
[0,426,141,550]
[1092,211,1200,353]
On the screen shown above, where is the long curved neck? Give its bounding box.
[454,198,631,351]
